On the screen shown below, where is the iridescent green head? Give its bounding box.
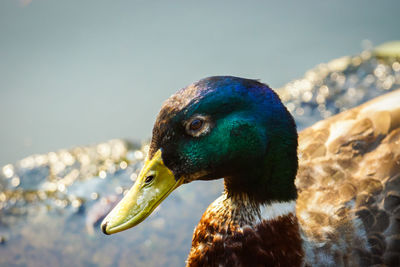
[102,76,298,234]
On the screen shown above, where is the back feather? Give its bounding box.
[296,89,400,266]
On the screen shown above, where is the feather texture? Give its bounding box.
[296,89,400,266]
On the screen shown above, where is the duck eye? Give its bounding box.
[185,115,211,137]
[144,175,154,184]
[189,119,204,131]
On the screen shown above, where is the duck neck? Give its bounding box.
[212,193,298,227]
[223,129,298,204]
[223,164,297,204]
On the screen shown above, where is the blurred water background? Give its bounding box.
[1,0,400,266]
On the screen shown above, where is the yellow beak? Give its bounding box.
[101,149,183,235]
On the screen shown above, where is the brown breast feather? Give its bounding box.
[187,196,303,267]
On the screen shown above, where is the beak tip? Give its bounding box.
[101,221,110,235]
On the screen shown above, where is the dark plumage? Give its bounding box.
[150,77,298,203]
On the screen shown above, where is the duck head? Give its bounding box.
[101,76,298,235]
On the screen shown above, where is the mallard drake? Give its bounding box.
[101,76,400,266]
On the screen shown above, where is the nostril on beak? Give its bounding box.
[101,222,110,235]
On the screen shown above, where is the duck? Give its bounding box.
[101,76,400,266]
